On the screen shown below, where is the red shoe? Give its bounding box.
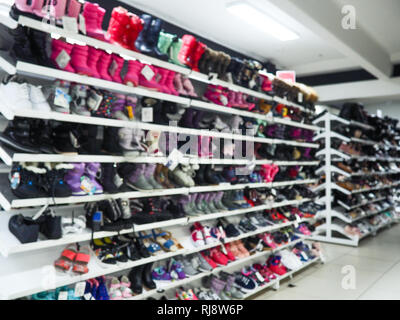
[178,34,197,68]
[223,243,236,262]
[267,256,287,276]
[209,247,229,266]
[106,7,133,49]
[200,251,218,269]
[192,41,207,71]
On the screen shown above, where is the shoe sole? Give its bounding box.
[126,182,154,192]
[0,135,39,153]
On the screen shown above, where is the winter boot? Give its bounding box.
[134,14,153,55]
[173,73,189,96]
[178,34,197,68]
[157,31,174,56]
[42,163,73,198]
[147,18,169,61]
[144,164,164,189]
[64,162,87,196]
[139,65,164,91]
[9,0,37,19]
[85,162,103,194]
[9,163,47,199]
[51,39,75,73]
[10,26,36,64]
[192,41,207,72]
[83,2,106,41]
[70,44,93,76]
[102,126,124,155]
[51,123,79,154]
[127,13,144,52]
[30,119,53,154]
[109,54,125,83]
[65,0,81,18]
[87,47,103,79]
[182,76,198,97]
[0,118,39,153]
[124,60,142,87]
[118,163,153,191]
[142,263,156,290]
[128,265,144,294]
[100,163,119,194]
[97,50,113,82]
[28,29,52,67]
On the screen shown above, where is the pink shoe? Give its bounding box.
[270,164,280,181]
[260,164,273,182]
[51,39,75,73]
[124,60,143,87]
[164,70,179,96]
[87,47,102,79]
[14,0,36,15]
[83,2,106,41]
[34,0,67,19]
[66,0,81,18]
[153,67,172,94]
[204,85,228,106]
[97,50,113,82]
[173,73,189,96]
[109,54,125,83]
[182,76,198,97]
[70,44,93,76]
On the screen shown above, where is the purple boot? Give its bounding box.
[64,163,87,196]
[85,162,103,194]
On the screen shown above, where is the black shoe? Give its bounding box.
[9,164,47,199]
[28,29,52,67]
[128,265,144,295]
[40,163,73,198]
[130,199,157,225]
[100,163,119,194]
[51,123,79,154]
[9,26,36,64]
[132,236,151,258]
[0,118,40,153]
[30,119,54,154]
[142,262,156,290]
[102,126,123,155]
[135,15,169,61]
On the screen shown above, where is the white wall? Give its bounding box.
[364,101,400,119]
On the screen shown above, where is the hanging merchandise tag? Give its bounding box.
[84,293,94,300]
[300,252,308,261]
[80,176,96,195]
[87,91,103,112]
[142,107,153,123]
[74,281,86,297]
[62,16,79,34]
[249,78,256,89]
[208,72,218,82]
[154,72,162,83]
[58,291,68,300]
[295,215,301,222]
[298,92,303,103]
[220,244,228,255]
[126,105,135,120]
[10,172,20,190]
[79,14,87,35]
[54,87,71,110]
[164,148,184,171]
[170,270,178,280]
[113,173,124,189]
[219,95,228,106]
[294,221,299,228]
[255,271,265,283]
[32,204,49,221]
[108,59,118,77]
[141,65,155,81]
[56,49,71,70]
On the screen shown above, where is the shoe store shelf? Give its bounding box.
[0,54,16,75]
[0,219,312,300]
[129,237,309,300]
[0,198,314,258]
[0,247,186,300]
[350,182,400,194]
[0,175,318,211]
[350,170,400,177]
[0,145,321,167]
[0,63,320,149]
[242,256,321,300]
[0,15,317,123]
[349,120,375,131]
[350,137,377,145]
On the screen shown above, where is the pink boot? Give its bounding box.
[165,71,179,96]
[138,65,163,91]
[14,0,36,15]
[70,44,93,76]
[153,67,171,94]
[51,39,75,73]
[173,73,189,96]
[124,60,143,87]
[260,164,273,182]
[83,2,106,41]
[109,54,125,83]
[87,47,103,79]
[66,0,81,18]
[97,50,113,82]
[182,76,198,98]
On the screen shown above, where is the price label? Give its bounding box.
[55,50,71,70]
[54,87,71,110]
[58,291,68,300]
[298,92,303,103]
[74,281,86,297]
[62,16,79,34]
[79,14,87,35]
[141,65,155,81]
[142,107,153,123]
[164,148,184,171]
[84,293,94,300]
[108,59,118,77]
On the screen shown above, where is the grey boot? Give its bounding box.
[214,192,229,211]
[207,193,220,213]
[221,273,244,299]
[120,163,153,191]
[211,276,231,300]
[144,164,164,189]
[118,198,132,220]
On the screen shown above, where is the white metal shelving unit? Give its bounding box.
[0,8,324,301]
[310,111,400,246]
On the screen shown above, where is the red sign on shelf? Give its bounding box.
[276,71,296,84]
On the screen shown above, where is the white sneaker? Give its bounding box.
[28,84,51,112]
[0,81,32,111]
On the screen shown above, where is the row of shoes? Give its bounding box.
[336,176,396,193]
[337,161,400,175]
[149,242,322,300]
[8,1,318,108]
[342,200,394,221]
[340,212,395,238]
[335,189,392,208]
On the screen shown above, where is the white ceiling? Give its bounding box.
[122,0,400,76]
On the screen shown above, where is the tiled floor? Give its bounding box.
[254,223,400,300]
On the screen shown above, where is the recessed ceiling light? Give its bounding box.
[226,1,299,41]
